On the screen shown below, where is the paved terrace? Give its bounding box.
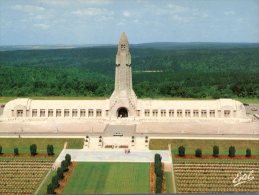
[55,149,171,163]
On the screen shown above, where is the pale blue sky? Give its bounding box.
[0,0,258,45]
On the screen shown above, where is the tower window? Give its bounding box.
[177,110,182,117]
[56,109,61,117]
[72,109,78,117]
[169,110,174,117]
[80,109,86,117]
[193,110,199,117]
[121,44,126,49]
[40,109,45,117]
[48,109,53,117]
[96,109,102,117]
[201,110,207,117]
[32,109,37,117]
[64,109,69,117]
[88,109,94,117]
[145,109,150,117]
[161,109,166,117]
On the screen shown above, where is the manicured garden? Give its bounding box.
[0,138,84,156]
[63,162,150,194]
[149,139,259,155]
[0,159,53,194]
[173,159,259,193]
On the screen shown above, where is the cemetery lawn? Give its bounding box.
[63,162,150,194]
[0,138,84,156]
[149,139,259,155]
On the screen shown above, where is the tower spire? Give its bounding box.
[110,32,137,117]
[119,32,128,43]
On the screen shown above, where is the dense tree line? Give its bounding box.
[0,46,258,98]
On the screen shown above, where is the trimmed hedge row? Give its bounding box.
[178,145,252,157]
[0,144,54,156]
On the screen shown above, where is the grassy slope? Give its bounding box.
[0,138,84,155]
[1,96,258,104]
[37,169,57,195]
[149,139,259,155]
[63,162,150,194]
[165,172,173,193]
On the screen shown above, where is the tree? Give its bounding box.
[213,145,219,157]
[30,144,37,156]
[0,145,2,154]
[47,184,54,194]
[178,146,185,157]
[14,148,19,155]
[156,176,162,193]
[57,167,64,180]
[65,154,71,165]
[155,161,163,177]
[246,148,251,157]
[154,153,162,163]
[195,149,202,157]
[47,144,54,155]
[52,175,59,189]
[61,160,69,172]
[229,146,236,157]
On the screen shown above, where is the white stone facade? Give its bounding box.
[1,32,247,121]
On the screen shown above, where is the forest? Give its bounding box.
[0,45,258,99]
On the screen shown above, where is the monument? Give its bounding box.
[1,32,247,121]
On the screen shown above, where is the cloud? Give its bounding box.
[123,10,131,17]
[192,11,208,18]
[12,4,45,14]
[71,8,114,16]
[33,23,50,30]
[167,3,188,13]
[224,10,235,16]
[39,0,111,6]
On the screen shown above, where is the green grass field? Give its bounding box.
[0,138,84,155]
[149,139,259,155]
[1,96,259,104]
[63,162,150,194]
[165,172,173,193]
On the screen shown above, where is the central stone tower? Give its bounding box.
[110,32,137,117]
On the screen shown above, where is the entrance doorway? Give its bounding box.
[117,107,128,118]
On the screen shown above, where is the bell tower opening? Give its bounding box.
[117,107,128,118]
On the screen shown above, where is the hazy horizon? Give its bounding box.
[0,0,258,45]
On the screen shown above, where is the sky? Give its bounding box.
[0,0,258,45]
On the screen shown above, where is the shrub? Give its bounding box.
[213,145,219,157]
[246,148,251,157]
[47,145,54,155]
[52,175,59,189]
[47,184,54,194]
[0,145,2,154]
[65,154,72,165]
[154,153,162,163]
[155,161,163,177]
[30,144,37,156]
[229,146,236,157]
[195,149,202,157]
[156,176,162,193]
[14,148,19,155]
[57,167,64,180]
[178,146,185,157]
[61,160,69,172]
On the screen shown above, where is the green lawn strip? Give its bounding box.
[165,172,173,193]
[63,162,150,194]
[173,158,259,164]
[36,169,57,194]
[149,139,259,155]
[0,138,84,156]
